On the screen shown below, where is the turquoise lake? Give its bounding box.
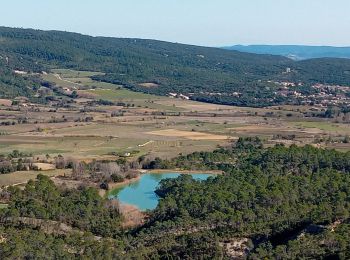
[108,173,212,211]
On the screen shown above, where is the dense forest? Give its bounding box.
[3,174,123,237]
[1,27,350,107]
[1,139,350,258]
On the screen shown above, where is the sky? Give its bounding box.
[0,0,349,47]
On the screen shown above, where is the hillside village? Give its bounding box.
[168,79,350,110]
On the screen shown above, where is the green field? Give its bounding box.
[43,71,185,111]
[51,69,104,78]
[86,88,157,100]
[0,204,8,209]
[292,121,350,132]
[0,169,69,187]
[42,74,81,89]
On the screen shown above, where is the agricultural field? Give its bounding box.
[0,69,350,186]
[291,121,350,133]
[0,169,69,187]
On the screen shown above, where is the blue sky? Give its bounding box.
[1,0,349,46]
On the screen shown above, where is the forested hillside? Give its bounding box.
[0,59,39,99]
[1,27,350,107]
[2,140,350,258]
[135,140,350,258]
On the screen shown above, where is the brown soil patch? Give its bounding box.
[74,98,94,103]
[148,129,230,140]
[33,163,56,171]
[119,203,146,228]
[77,90,98,99]
[231,125,323,134]
[155,99,244,112]
[0,99,12,106]
[52,177,92,190]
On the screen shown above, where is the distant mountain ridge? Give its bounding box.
[224,45,350,60]
[1,27,350,107]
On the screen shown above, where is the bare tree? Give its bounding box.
[129,161,141,170]
[99,162,121,176]
[72,161,86,180]
[55,156,66,169]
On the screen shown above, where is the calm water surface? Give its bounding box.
[108,173,212,210]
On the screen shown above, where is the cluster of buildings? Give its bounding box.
[168,93,190,100]
[274,82,350,107]
[168,81,350,109]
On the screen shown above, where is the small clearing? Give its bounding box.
[33,163,56,171]
[139,82,159,88]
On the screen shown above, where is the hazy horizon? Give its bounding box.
[2,26,350,49]
[1,0,350,47]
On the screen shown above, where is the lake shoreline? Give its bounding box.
[107,171,216,212]
[99,175,141,197]
[146,169,223,175]
[103,169,221,197]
